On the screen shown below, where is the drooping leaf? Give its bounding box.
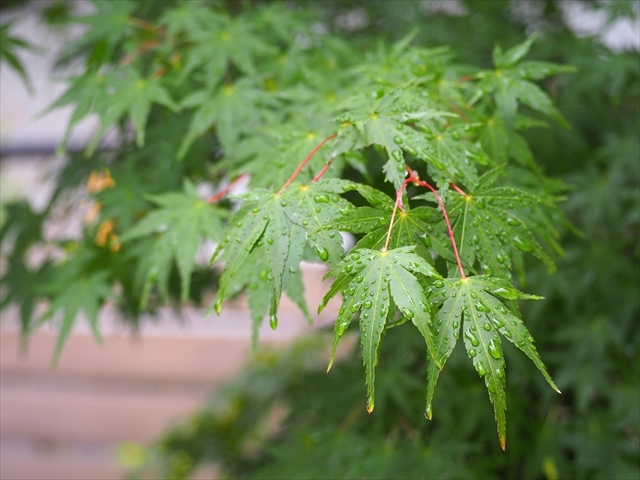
[120,181,227,306]
[39,271,112,365]
[425,274,559,449]
[211,178,357,324]
[321,246,440,413]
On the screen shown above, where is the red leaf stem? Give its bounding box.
[278,134,337,195]
[450,182,468,197]
[311,158,334,183]
[405,166,467,278]
[382,177,413,252]
[207,173,249,204]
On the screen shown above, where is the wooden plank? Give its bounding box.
[0,385,206,443]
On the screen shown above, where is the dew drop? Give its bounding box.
[475,360,488,377]
[363,300,372,309]
[488,338,502,359]
[355,274,364,283]
[269,314,278,330]
[513,236,533,252]
[314,195,330,204]
[345,264,353,273]
[400,308,415,319]
[393,136,403,145]
[464,329,480,347]
[314,245,329,261]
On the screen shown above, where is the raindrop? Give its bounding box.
[483,323,492,331]
[464,329,480,347]
[269,314,278,330]
[490,317,505,329]
[496,366,505,379]
[468,348,477,357]
[404,145,418,156]
[267,238,274,245]
[400,308,415,319]
[393,136,404,145]
[314,195,330,204]
[475,361,488,377]
[314,245,329,261]
[356,274,364,283]
[363,301,372,309]
[506,217,521,226]
[351,302,361,313]
[474,301,490,313]
[512,236,533,252]
[345,265,353,272]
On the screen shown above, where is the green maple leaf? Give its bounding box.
[335,89,455,188]
[173,9,276,88]
[119,181,227,307]
[211,179,357,325]
[45,67,180,155]
[237,125,337,190]
[320,246,440,413]
[39,271,112,365]
[443,167,557,278]
[425,274,559,450]
[0,22,36,92]
[472,35,574,127]
[178,79,267,158]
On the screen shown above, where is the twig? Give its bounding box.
[278,134,337,195]
[207,174,249,204]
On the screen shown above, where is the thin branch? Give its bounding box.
[311,158,334,183]
[278,134,337,195]
[207,174,249,204]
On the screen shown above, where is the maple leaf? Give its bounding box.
[39,271,112,365]
[425,274,559,450]
[171,8,277,88]
[44,67,180,155]
[229,124,337,189]
[119,181,228,307]
[334,89,455,188]
[211,179,356,324]
[442,168,557,278]
[472,35,574,127]
[178,79,268,158]
[320,246,440,413]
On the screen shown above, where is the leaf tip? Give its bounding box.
[499,436,506,451]
[366,395,375,413]
[425,404,433,420]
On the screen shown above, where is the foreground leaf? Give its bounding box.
[426,275,559,449]
[321,246,440,413]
